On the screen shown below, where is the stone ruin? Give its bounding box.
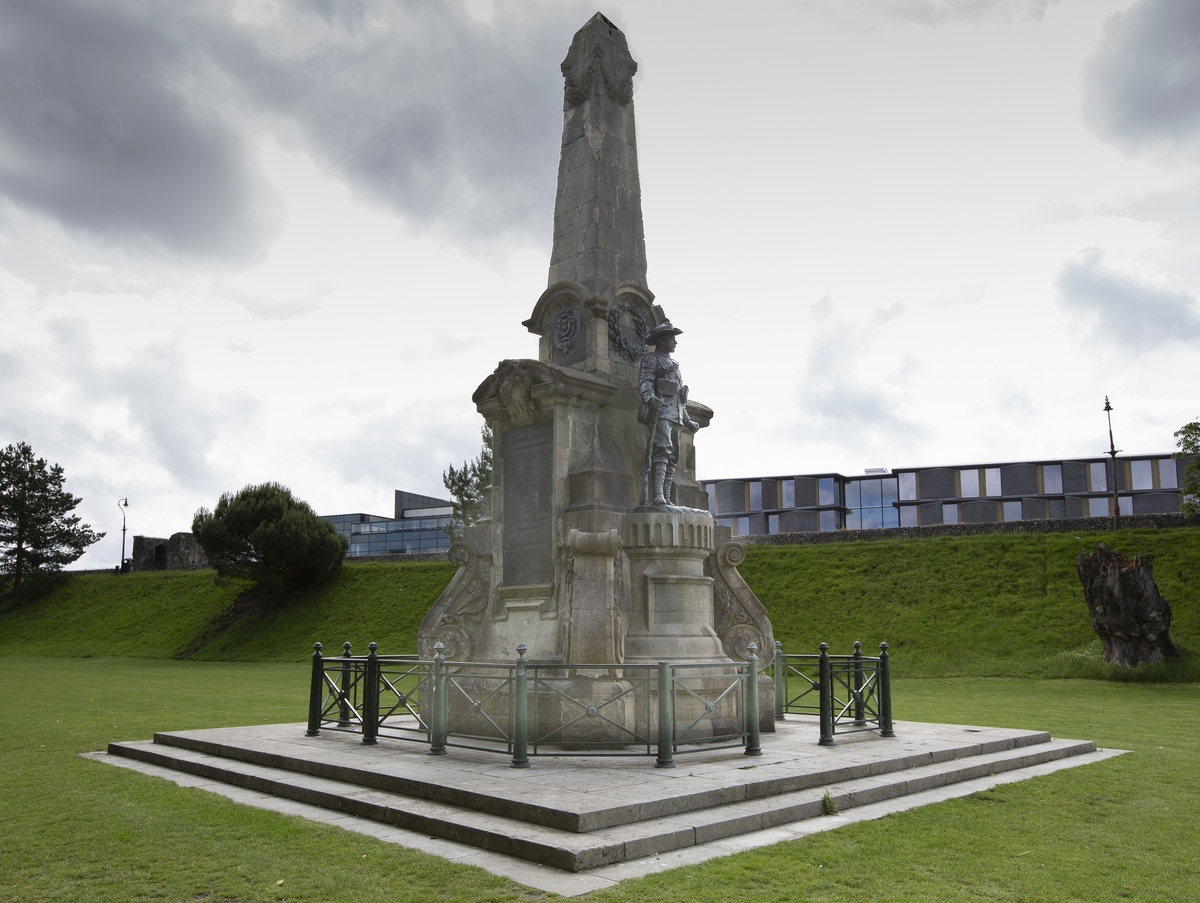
[417,14,775,739]
[130,533,210,572]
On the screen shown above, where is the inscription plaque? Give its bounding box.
[647,575,713,626]
[502,420,554,586]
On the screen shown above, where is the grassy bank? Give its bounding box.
[741,527,1200,678]
[1,528,1196,679]
[0,561,454,662]
[1,657,1195,902]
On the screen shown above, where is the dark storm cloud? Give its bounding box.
[0,0,591,263]
[210,0,590,242]
[0,0,277,262]
[1055,248,1200,348]
[1085,0,1200,153]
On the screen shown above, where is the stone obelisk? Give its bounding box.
[419,13,774,737]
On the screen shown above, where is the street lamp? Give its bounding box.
[117,498,129,573]
[1103,397,1121,529]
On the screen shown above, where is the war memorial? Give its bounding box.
[102,14,1114,894]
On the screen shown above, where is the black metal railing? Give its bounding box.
[304,643,765,765]
[771,641,894,744]
[306,639,889,764]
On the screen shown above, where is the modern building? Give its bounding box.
[702,453,1194,537]
[321,490,454,558]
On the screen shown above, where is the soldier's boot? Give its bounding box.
[652,462,668,506]
[662,465,676,506]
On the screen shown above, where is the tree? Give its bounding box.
[0,442,103,597]
[1174,417,1200,517]
[192,482,348,597]
[442,425,493,542]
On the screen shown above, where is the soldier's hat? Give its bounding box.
[645,320,683,344]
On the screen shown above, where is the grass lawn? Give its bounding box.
[2,658,1196,902]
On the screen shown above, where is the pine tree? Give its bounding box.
[442,425,493,542]
[192,482,348,598]
[1174,418,1200,517]
[0,442,103,597]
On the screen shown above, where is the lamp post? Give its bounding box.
[117,498,129,573]
[1103,397,1121,529]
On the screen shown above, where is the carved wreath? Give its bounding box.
[607,302,648,360]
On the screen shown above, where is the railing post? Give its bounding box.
[879,642,895,737]
[338,641,353,727]
[744,644,762,757]
[655,662,674,768]
[430,642,448,755]
[305,642,324,736]
[773,640,784,721]
[362,642,379,745]
[852,640,866,726]
[511,644,529,768]
[818,642,834,746]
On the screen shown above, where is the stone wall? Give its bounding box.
[343,550,449,565]
[737,512,1199,548]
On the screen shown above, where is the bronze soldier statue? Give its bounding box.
[639,320,700,507]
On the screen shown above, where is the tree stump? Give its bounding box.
[1076,543,1179,667]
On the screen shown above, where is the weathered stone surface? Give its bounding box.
[130,533,209,571]
[1076,542,1180,667]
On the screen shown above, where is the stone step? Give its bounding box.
[134,721,1059,833]
[107,732,1097,872]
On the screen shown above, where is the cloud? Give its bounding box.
[0,0,594,265]
[0,316,259,491]
[210,0,591,244]
[1084,0,1200,154]
[811,0,1060,25]
[0,0,278,262]
[793,303,925,445]
[1055,247,1200,347]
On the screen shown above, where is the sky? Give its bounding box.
[2,0,1199,570]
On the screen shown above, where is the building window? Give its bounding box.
[943,503,959,525]
[1158,459,1178,490]
[1002,500,1022,521]
[1119,496,1133,516]
[1048,498,1065,519]
[1043,464,1063,494]
[818,478,835,506]
[860,479,882,508]
[737,516,750,536]
[960,469,980,498]
[846,509,861,530]
[768,514,780,535]
[845,481,860,508]
[898,472,916,501]
[985,468,1001,497]
[1089,462,1108,492]
[1130,459,1154,491]
[1088,496,1110,517]
[900,506,918,527]
[783,479,796,508]
[819,510,838,531]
